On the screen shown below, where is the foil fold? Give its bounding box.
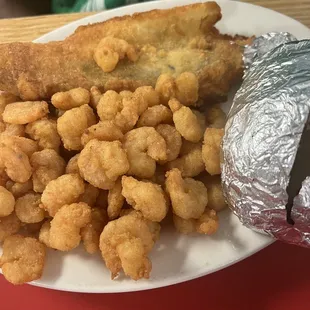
[222,33,310,247]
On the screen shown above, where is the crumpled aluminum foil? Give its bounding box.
[222,33,310,247]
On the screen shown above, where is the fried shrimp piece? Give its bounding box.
[107,178,124,220]
[89,86,102,109]
[78,139,129,190]
[122,176,168,222]
[65,154,80,174]
[30,149,66,193]
[166,141,204,177]
[133,86,160,109]
[79,183,99,207]
[99,211,157,280]
[0,136,38,157]
[0,123,25,137]
[202,128,224,175]
[0,145,32,183]
[165,168,208,219]
[97,90,139,133]
[94,36,138,73]
[137,105,172,127]
[6,179,33,198]
[0,186,15,217]
[155,72,199,106]
[81,121,123,146]
[2,101,49,124]
[197,174,227,211]
[0,92,19,121]
[40,202,91,251]
[81,208,108,254]
[0,213,21,242]
[0,235,46,285]
[123,127,167,178]
[57,104,97,150]
[25,118,61,151]
[205,104,226,128]
[41,173,85,217]
[156,124,182,163]
[51,87,90,110]
[15,193,45,223]
[173,209,219,234]
[168,99,203,142]
[192,110,206,131]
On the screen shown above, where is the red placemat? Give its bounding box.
[1,241,310,310]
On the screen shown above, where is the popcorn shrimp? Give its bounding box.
[2,101,49,124]
[79,183,99,207]
[205,104,226,129]
[0,235,46,285]
[57,104,96,150]
[25,118,61,151]
[107,178,124,220]
[99,211,156,280]
[41,173,85,217]
[137,105,172,127]
[65,154,80,174]
[89,86,102,109]
[0,123,25,137]
[0,186,15,217]
[30,149,66,193]
[0,92,19,121]
[0,136,38,157]
[78,139,129,190]
[165,168,208,219]
[202,128,224,175]
[168,99,203,142]
[6,179,33,198]
[51,87,90,110]
[0,213,21,242]
[122,176,168,222]
[123,127,167,178]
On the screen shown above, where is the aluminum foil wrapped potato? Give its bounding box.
[222,33,310,247]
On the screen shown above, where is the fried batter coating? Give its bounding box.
[173,209,219,234]
[155,72,199,106]
[94,36,138,73]
[6,179,33,198]
[123,127,167,178]
[57,104,97,150]
[0,235,46,285]
[0,186,15,217]
[89,86,102,109]
[137,105,172,127]
[2,101,49,124]
[122,176,168,222]
[0,145,32,183]
[205,104,226,128]
[15,192,45,223]
[25,118,61,151]
[168,99,203,142]
[51,87,90,110]
[134,86,160,109]
[197,174,227,211]
[166,141,204,177]
[65,154,80,174]
[41,173,85,217]
[79,183,99,207]
[0,123,25,137]
[202,128,224,175]
[0,136,38,157]
[99,211,157,280]
[0,92,19,121]
[0,213,21,242]
[81,208,108,254]
[192,110,206,131]
[81,121,123,146]
[107,178,124,220]
[156,124,182,163]
[30,149,66,193]
[78,139,129,190]
[97,90,139,133]
[41,202,91,251]
[165,168,208,219]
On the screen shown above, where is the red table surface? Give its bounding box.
[1,241,310,310]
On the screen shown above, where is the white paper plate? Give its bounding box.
[3,0,310,293]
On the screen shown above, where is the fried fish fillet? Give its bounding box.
[0,2,247,101]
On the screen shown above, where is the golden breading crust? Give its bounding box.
[0,2,246,101]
